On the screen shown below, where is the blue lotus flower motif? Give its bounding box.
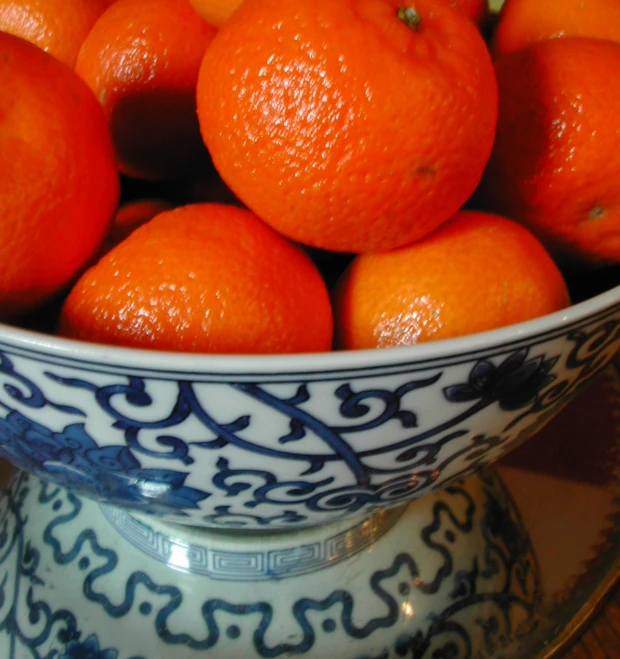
[0,410,209,515]
[59,634,118,659]
[443,349,557,411]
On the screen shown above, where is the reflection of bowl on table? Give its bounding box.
[0,465,541,658]
[0,285,619,530]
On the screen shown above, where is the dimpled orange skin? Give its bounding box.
[0,32,119,320]
[333,210,570,349]
[0,0,114,67]
[75,0,218,180]
[491,0,620,59]
[59,203,334,354]
[196,0,498,253]
[475,38,620,266]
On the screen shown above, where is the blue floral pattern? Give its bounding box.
[0,310,618,527]
[0,411,208,517]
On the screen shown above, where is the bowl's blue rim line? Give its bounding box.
[0,306,614,381]
[0,286,619,379]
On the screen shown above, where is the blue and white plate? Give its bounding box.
[0,465,539,659]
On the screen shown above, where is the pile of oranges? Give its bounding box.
[1,0,619,354]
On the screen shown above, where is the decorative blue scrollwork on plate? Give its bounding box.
[0,468,540,658]
[0,311,618,527]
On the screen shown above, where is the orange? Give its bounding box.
[491,0,620,60]
[187,0,241,27]
[0,32,119,320]
[474,37,620,266]
[333,210,570,349]
[75,0,218,180]
[59,203,334,354]
[0,0,113,67]
[196,0,498,253]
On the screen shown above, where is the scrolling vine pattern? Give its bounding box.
[0,316,617,526]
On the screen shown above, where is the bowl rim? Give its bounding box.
[0,284,619,375]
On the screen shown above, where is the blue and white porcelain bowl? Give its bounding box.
[0,284,619,530]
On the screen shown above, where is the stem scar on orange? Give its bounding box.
[196,0,498,253]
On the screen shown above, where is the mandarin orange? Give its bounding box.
[491,0,620,59]
[197,0,498,253]
[75,0,217,180]
[0,32,119,319]
[474,37,620,266]
[0,0,113,67]
[60,203,334,354]
[333,210,570,349]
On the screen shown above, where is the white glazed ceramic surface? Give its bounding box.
[0,466,540,659]
[0,287,618,529]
